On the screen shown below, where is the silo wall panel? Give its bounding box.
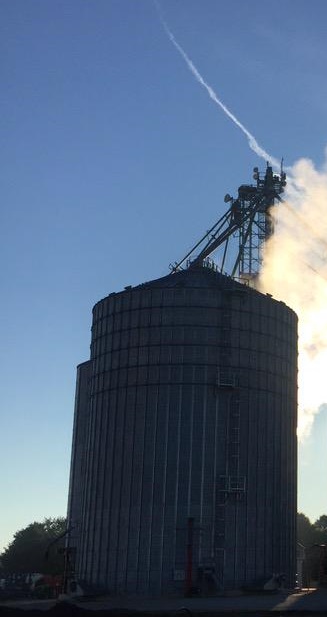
[161,382,180,591]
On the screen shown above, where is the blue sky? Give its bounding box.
[1,0,326,551]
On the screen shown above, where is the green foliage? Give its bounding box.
[0,517,66,575]
[314,515,327,534]
[297,512,327,547]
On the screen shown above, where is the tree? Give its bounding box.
[314,515,327,534]
[298,513,316,547]
[297,512,327,547]
[0,517,66,575]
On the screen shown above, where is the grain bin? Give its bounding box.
[67,265,297,594]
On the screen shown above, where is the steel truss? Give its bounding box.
[170,164,286,280]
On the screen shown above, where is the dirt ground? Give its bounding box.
[1,588,327,616]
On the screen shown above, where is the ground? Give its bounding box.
[2,588,327,615]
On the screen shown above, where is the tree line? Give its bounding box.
[297,513,327,547]
[0,514,326,576]
[0,518,66,575]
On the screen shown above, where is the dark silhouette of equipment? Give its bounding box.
[170,163,286,280]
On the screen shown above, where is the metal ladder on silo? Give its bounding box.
[215,299,246,586]
[215,301,234,584]
[218,299,246,495]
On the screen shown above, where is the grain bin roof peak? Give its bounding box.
[135,265,247,291]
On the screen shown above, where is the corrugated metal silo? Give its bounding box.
[67,266,297,594]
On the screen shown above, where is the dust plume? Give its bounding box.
[259,155,327,440]
[155,1,279,168]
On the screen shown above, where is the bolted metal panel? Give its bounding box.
[68,267,297,594]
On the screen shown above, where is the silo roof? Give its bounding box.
[135,266,244,291]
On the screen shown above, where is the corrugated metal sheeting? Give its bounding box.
[67,267,297,594]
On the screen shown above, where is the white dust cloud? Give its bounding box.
[259,155,327,440]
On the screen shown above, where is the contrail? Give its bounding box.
[155,1,279,168]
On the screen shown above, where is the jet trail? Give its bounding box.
[155,2,279,168]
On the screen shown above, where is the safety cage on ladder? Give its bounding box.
[216,367,237,389]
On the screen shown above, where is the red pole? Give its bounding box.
[185,517,194,596]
